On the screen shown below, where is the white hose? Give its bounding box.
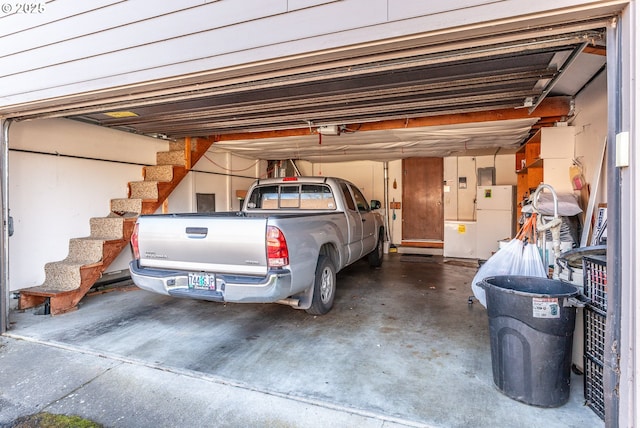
[531,184,562,268]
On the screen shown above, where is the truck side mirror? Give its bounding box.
[370,200,381,210]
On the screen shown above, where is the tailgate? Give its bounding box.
[137,214,269,276]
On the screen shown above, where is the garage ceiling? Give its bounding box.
[209,118,542,162]
[20,23,608,161]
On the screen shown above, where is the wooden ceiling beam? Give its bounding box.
[583,45,606,56]
[212,96,571,142]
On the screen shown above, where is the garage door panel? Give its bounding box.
[76,47,560,136]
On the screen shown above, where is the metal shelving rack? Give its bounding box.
[583,255,607,420]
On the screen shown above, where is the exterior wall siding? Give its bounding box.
[0,0,623,109]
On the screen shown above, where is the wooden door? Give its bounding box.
[402,157,444,244]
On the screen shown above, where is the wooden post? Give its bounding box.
[185,136,192,170]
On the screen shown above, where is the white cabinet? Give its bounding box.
[539,126,575,159]
[516,126,575,212]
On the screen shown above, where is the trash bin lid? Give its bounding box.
[483,275,578,298]
[557,245,606,269]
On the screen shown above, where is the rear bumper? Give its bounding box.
[129,261,293,303]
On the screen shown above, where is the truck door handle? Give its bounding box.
[186,227,208,238]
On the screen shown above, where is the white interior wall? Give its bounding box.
[167,151,264,213]
[8,118,164,291]
[7,119,263,292]
[294,160,313,176]
[305,155,516,246]
[572,71,608,206]
[308,160,397,243]
[444,154,517,221]
[310,161,386,202]
[443,157,459,220]
[387,160,403,245]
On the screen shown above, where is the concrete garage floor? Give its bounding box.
[3,254,603,428]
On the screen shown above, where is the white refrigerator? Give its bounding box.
[475,185,516,260]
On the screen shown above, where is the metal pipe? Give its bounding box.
[383,162,390,243]
[1,119,11,333]
[276,298,300,307]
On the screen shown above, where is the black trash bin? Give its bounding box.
[481,276,579,407]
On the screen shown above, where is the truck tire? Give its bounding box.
[367,229,384,267]
[306,255,336,315]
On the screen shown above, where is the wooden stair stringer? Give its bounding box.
[18,137,212,314]
[18,214,137,315]
[141,138,214,214]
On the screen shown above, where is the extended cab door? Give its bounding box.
[339,182,363,263]
[349,184,377,254]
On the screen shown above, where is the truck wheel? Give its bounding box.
[306,255,336,315]
[367,229,384,267]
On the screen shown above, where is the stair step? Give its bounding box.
[41,260,85,291]
[110,198,142,216]
[20,139,214,312]
[169,141,185,151]
[21,138,215,312]
[169,138,202,152]
[144,165,174,182]
[156,150,185,166]
[130,181,159,200]
[90,217,124,240]
[66,238,104,264]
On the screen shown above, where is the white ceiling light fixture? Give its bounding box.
[317,125,341,135]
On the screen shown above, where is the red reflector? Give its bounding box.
[267,226,289,267]
[282,177,298,181]
[131,223,140,260]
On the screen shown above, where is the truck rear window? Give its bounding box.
[247,184,336,210]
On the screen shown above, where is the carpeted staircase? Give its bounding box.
[18,138,213,315]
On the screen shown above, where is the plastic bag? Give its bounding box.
[471,239,548,307]
[520,242,547,277]
[471,239,524,307]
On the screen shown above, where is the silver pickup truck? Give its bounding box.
[129,176,385,314]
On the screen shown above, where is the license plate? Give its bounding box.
[188,272,216,290]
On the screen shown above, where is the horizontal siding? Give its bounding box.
[0,0,623,109]
[0,0,388,103]
[288,0,340,12]
[0,0,286,73]
[388,0,504,21]
[0,0,120,36]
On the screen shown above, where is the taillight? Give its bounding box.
[267,226,289,267]
[131,223,140,260]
